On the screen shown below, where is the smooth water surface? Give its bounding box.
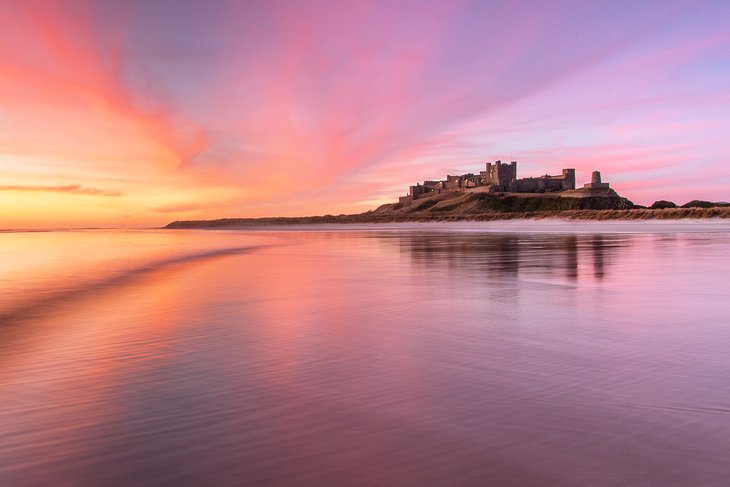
[1,222,730,485]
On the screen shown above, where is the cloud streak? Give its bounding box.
[0,185,123,196]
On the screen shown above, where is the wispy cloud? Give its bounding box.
[0,185,123,197]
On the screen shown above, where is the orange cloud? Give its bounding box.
[0,185,123,196]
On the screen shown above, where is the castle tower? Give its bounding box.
[484,160,517,190]
[502,161,517,191]
[562,168,576,190]
[583,170,610,189]
[484,160,500,186]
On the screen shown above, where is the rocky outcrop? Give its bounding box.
[375,188,633,216]
[681,200,730,208]
[650,200,677,209]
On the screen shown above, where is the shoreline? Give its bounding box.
[166,207,730,229]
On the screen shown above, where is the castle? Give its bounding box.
[399,160,609,204]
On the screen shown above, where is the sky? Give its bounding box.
[0,0,729,227]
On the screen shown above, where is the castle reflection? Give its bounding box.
[381,232,625,282]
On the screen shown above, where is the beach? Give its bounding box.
[2,222,730,485]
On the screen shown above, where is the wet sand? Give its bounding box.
[1,225,730,485]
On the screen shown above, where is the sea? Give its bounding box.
[1,221,730,486]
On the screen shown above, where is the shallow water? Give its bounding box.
[1,222,730,485]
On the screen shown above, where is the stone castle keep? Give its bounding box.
[399,160,609,204]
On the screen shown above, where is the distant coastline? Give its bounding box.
[166,206,730,229]
[166,160,729,229]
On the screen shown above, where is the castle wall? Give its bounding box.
[441,175,462,191]
[464,185,494,194]
[511,169,575,192]
[512,177,552,192]
[399,162,587,202]
[409,185,429,198]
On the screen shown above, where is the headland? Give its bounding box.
[166,160,729,228]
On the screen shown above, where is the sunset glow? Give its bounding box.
[2,0,729,227]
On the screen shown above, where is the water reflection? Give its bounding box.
[385,232,622,282]
[1,227,730,485]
